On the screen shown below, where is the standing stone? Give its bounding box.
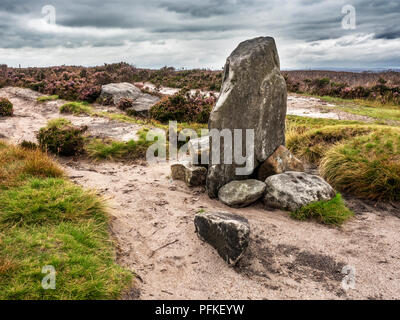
[194,211,250,266]
[207,37,287,198]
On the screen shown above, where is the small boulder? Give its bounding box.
[194,211,250,266]
[257,145,304,181]
[188,135,210,166]
[218,179,266,208]
[264,172,335,211]
[99,82,142,105]
[171,162,207,187]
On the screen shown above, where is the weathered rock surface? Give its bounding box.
[257,145,304,181]
[194,211,250,266]
[207,37,287,198]
[188,135,210,166]
[171,161,207,187]
[99,82,160,114]
[263,172,336,211]
[218,179,266,208]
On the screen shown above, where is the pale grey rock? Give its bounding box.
[263,172,336,211]
[218,179,266,208]
[207,37,287,198]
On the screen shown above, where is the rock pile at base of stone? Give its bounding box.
[171,161,207,187]
[194,211,250,266]
[264,171,336,211]
[257,145,304,181]
[218,180,266,208]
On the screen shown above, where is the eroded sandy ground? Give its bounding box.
[1,87,399,300]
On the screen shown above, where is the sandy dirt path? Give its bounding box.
[1,87,399,299]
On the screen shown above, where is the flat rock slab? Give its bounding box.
[171,161,207,187]
[218,179,266,208]
[194,211,250,266]
[264,171,335,211]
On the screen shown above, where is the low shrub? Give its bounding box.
[117,98,134,111]
[320,128,400,201]
[0,97,13,116]
[149,89,215,123]
[291,194,353,226]
[37,119,87,156]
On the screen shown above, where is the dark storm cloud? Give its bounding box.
[0,0,399,68]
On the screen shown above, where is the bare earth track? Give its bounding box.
[1,87,399,300]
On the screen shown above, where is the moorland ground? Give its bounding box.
[1,80,400,299]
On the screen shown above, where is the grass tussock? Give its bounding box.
[86,129,155,160]
[59,102,92,115]
[291,194,353,226]
[0,143,63,187]
[36,95,59,103]
[287,124,376,163]
[0,142,132,299]
[320,128,400,201]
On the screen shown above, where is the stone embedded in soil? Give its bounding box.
[171,161,207,187]
[263,171,336,211]
[99,82,142,105]
[206,37,287,198]
[257,145,304,181]
[188,135,210,166]
[218,179,267,208]
[194,211,250,266]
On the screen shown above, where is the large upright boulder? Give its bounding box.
[207,37,287,198]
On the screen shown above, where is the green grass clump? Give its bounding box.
[0,97,13,117]
[36,95,59,103]
[37,119,87,156]
[287,124,376,163]
[291,194,353,226]
[0,142,132,299]
[86,129,156,160]
[320,128,400,201]
[59,102,92,115]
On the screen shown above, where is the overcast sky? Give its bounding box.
[0,0,399,70]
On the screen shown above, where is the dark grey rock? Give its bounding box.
[263,171,336,211]
[218,179,266,208]
[207,37,287,198]
[194,211,250,266]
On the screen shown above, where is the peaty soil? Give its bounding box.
[1,87,400,300]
